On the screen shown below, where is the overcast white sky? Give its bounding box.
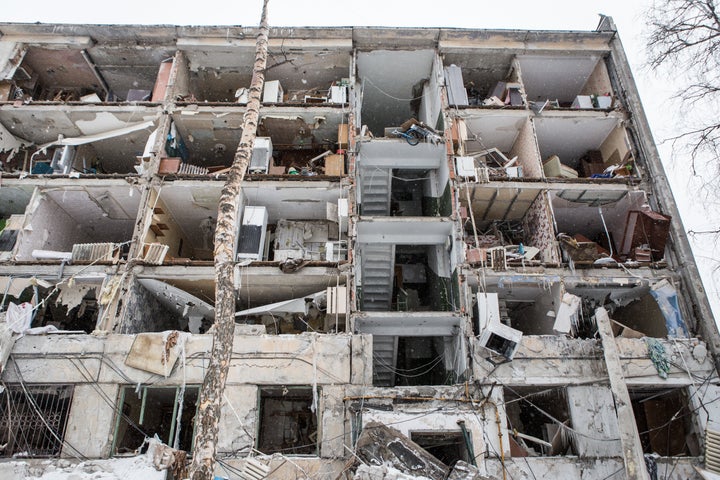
[4,0,719,316]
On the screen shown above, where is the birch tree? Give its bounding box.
[188,1,270,478]
[646,0,720,225]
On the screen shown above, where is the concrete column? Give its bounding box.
[595,307,650,480]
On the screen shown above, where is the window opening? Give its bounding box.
[0,384,73,457]
[504,387,574,456]
[630,388,699,457]
[114,386,198,454]
[411,431,469,467]
[257,387,318,455]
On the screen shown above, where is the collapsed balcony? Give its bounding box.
[566,280,688,338]
[14,186,141,263]
[473,282,563,338]
[0,43,172,103]
[174,42,351,104]
[0,276,103,334]
[357,49,443,137]
[0,185,33,261]
[550,189,672,265]
[471,275,688,340]
[142,181,348,265]
[236,286,347,334]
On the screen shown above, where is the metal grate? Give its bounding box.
[0,384,74,457]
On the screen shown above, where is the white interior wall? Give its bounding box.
[535,116,620,168]
[357,50,435,136]
[418,54,443,129]
[517,55,601,104]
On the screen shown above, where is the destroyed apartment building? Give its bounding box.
[0,16,718,480]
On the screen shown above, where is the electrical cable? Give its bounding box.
[7,360,88,461]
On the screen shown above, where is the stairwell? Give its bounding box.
[360,168,391,216]
[360,243,395,311]
[372,335,398,387]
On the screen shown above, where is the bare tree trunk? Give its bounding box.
[188,2,270,478]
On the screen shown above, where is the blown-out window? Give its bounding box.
[113,386,198,454]
[257,386,318,455]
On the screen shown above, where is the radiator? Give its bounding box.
[178,163,209,175]
[707,428,720,473]
[143,243,169,265]
[240,457,270,480]
[71,243,117,263]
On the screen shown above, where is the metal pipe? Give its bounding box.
[457,420,477,467]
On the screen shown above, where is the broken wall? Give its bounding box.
[16,192,88,260]
[2,332,356,459]
[566,386,622,457]
[521,194,559,264]
[120,279,178,333]
[599,126,629,166]
[485,457,623,479]
[509,117,542,178]
[579,58,613,97]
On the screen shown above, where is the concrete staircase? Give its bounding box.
[360,168,391,216]
[372,335,398,386]
[360,243,395,311]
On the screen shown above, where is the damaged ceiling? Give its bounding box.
[242,182,344,222]
[442,50,516,97]
[42,186,141,240]
[460,184,541,224]
[0,106,158,172]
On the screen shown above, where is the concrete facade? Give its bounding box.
[0,18,718,480]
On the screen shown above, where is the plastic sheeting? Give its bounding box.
[650,279,688,337]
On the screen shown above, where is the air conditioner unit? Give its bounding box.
[250,137,272,174]
[475,293,522,360]
[329,85,347,104]
[455,156,478,182]
[237,206,268,261]
[327,286,347,315]
[262,80,283,103]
